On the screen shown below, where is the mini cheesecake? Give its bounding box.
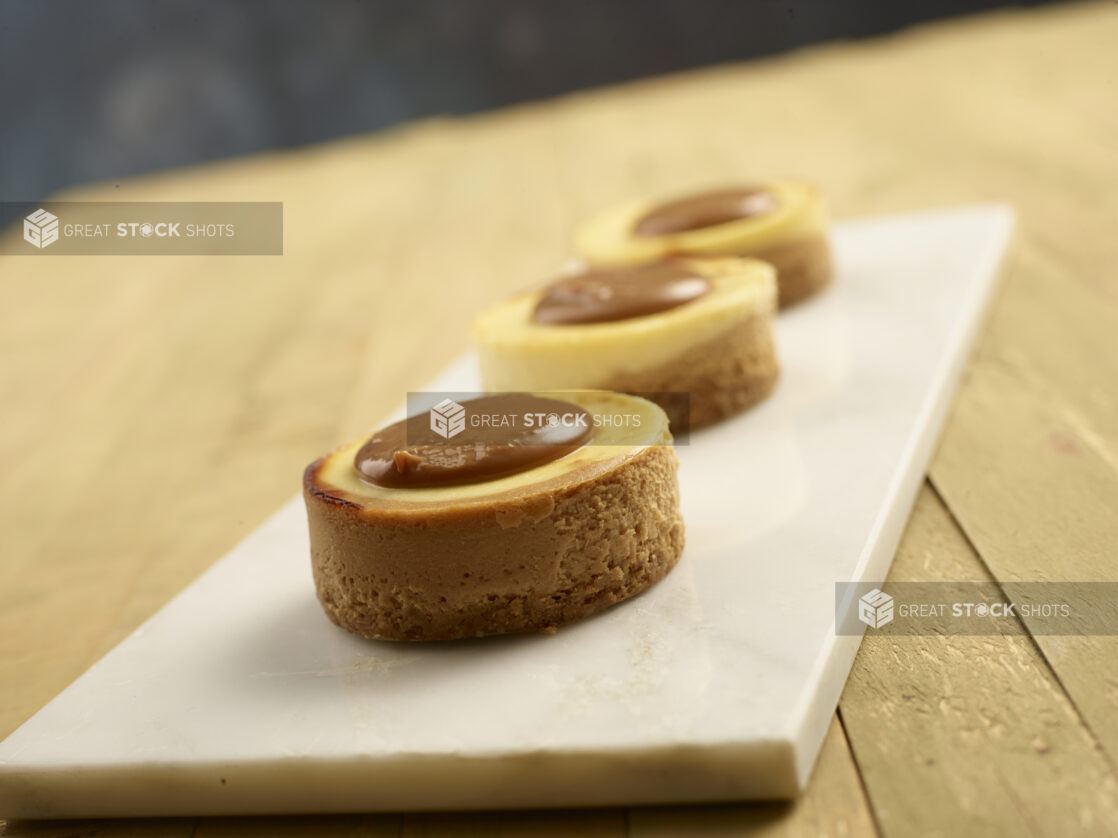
[575,180,832,307]
[473,257,779,429]
[304,391,683,641]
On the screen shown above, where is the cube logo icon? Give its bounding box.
[24,208,59,249]
[858,588,894,628]
[429,398,466,439]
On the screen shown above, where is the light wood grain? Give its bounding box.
[198,814,403,838]
[840,485,1118,837]
[2,2,1117,835]
[930,240,1118,766]
[0,818,198,838]
[400,810,626,838]
[629,716,878,838]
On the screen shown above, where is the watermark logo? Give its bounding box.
[404,391,689,446]
[429,398,466,439]
[5,202,282,255]
[23,208,59,249]
[858,588,894,628]
[836,582,1108,636]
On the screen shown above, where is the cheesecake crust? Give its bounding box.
[750,232,832,308]
[304,443,683,641]
[603,307,779,429]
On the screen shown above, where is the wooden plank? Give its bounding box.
[197,815,403,838]
[0,814,403,838]
[0,818,197,838]
[401,809,625,838]
[628,715,878,838]
[929,241,1118,769]
[839,484,1118,837]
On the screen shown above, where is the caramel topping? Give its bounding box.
[354,394,593,488]
[633,187,778,238]
[532,262,711,325]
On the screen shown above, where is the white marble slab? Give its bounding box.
[0,205,1014,818]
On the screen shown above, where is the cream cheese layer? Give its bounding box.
[473,257,776,392]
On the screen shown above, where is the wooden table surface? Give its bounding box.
[3,3,1118,835]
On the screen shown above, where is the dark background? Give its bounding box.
[1,0,1059,226]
